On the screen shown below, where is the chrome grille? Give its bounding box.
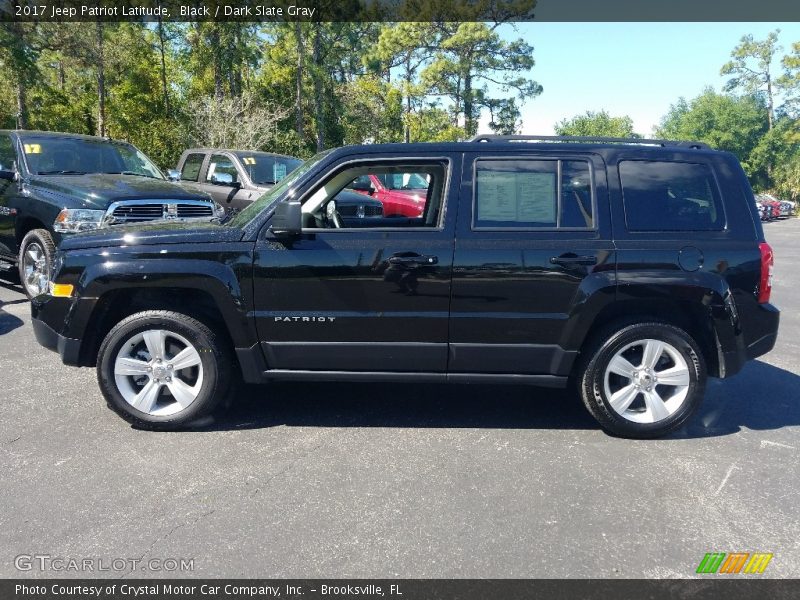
[111,204,163,222]
[177,205,214,218]
[338,204,383,218]
[106,200,216,224]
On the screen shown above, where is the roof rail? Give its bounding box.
[468,134,710,150]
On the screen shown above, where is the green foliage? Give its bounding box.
[657,89,770,183]
[555,110,640,138]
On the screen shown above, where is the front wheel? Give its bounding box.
[578,322,706,438]
[97,311,232,429]
[19,229,56,298]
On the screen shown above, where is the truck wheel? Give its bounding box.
[97,311,232,429]
[578,321,706,439]
[19,229,56,298]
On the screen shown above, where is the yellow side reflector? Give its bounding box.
[50,283,74,297]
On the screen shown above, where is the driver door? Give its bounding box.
[251,152,460,375]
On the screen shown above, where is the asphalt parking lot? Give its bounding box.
[0,219,798,579]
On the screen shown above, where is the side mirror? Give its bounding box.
[167,169,181,182]
[270,200,302,236]
[0,170,15,182]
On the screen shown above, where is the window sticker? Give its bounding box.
[24,144,42,154]
[478,170,556,223]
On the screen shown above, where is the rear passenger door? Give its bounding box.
[448,152,615,379]
[177,152,208,195]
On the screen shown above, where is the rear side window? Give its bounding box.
[619,160,724,231]
[180,153,205,182]
[474,159,594,229]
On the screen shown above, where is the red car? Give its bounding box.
[347,172,429,217]
[757,194,781,220]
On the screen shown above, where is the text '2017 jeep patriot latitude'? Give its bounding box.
[31,136,780,438]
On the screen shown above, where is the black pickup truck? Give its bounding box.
[0,130,223,297]
[31,136,779,438]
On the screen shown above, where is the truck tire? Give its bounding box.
[97,311,232,430]
[19,229,56,298]
[578,321,706,439]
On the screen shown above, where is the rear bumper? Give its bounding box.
[720,302,780,377]
[32,317,82,366]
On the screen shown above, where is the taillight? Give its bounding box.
[758,242,774,304]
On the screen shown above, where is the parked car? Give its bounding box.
[0,130,223,297]
[32,135,779,438]
[755,195,774,221]
[171,148,383,222]
[347,172,430,217]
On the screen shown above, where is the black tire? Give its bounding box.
[18,229,56,299]
[578,321,706,439]
[97,310,232,430]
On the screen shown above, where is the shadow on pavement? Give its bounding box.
[198,360,797,438]
[679,360,800,438]
[209,381,599,432]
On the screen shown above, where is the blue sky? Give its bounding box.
[478,22,800,135]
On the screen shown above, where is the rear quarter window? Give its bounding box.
[619,160,725,231]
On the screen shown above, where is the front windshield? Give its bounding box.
[20,136,163,179]
[234,152,303,185]
[227,149,333,227]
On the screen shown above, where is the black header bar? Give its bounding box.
[2,0,800,23]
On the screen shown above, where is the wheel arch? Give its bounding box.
[77,286,245,368]
[573,296,723,378]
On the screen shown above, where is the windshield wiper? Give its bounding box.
[102,171,158,179]
[37,170,88,175]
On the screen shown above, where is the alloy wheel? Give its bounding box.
[603,338,691,424]
[113,329,204,416]
[22,242,48,296]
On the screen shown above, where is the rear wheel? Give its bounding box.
[19,229,55,298]
[578,322,706,438]
[97,311,232,429]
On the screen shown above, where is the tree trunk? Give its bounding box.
[16,80,28,130]
[96,22,106,137]
[295,22,304,139]
[404,55,412,143]
[157,16,171,116]
[464,71,474,136]
[211,27,223,100]
[312,23,324,151]
[766,75,775,131]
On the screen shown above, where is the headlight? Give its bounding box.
[53,209,106,233]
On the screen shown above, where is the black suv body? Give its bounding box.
[31,136,779,437]
[0,130,222,297]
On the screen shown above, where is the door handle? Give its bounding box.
[389,255,439,266]
[550,255,597,266]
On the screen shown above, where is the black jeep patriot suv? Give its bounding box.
[31,135,779,438]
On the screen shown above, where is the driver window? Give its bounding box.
[206,154,239,186]
[302,161,447,230]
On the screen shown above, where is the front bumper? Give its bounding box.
[32,316,82,366]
